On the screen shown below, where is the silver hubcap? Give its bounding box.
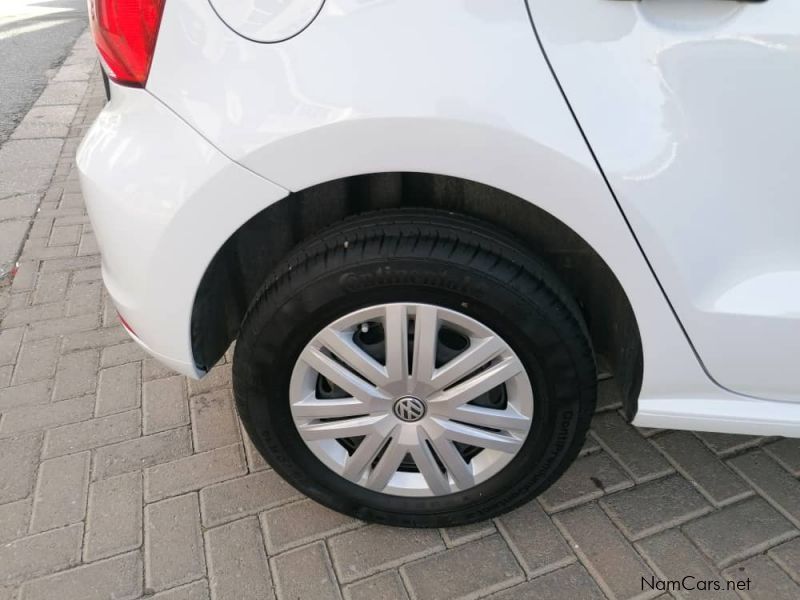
[289,303,534,497]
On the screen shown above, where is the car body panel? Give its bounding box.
[530,0,800,402]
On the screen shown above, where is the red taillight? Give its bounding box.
[89,0,166,87]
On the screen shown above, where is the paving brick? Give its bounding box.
[35,82,86,106]
[100,342,146,367]
[488,563,605,600]
[0,433,42,503]
[636,529,737,600]
[441,521,496,548]
[65,280,102,317]
[730,450,800,527]
[329,525,444,583]
[723,555,799,600]
[496,501,574,577]
[0,499,31,543]
[0,395,93,435]
[653,431,751,506]
[344,572,409,600]
[145,443,247,502]
[0,523,82,585]
[0,327,23,366]
[96,362,141,416]
[539,452,632,513]
[144,376,189,434]
[43,409,140,458]
[695,432,764,456]
[12,337,58,384]
[30,451,90,532]
[188,364,231,395]
[0,221,30,269]
[0,194,39,220]
[0,365,11,387]
[272,541,340,600]
[31,272,69,305]
[149,581,210,600]
[71,266,102,283]
[401,534,523,600]
[190,389,240,451]
[61,325,129,352]
[93,426,192,480]
[143,357,178,381]
[683,497,797,568]
[1,302,64,328]
[553,502,656,600]
[241,426,268,472]
[19,551,142,600]
[200,469,300,527]
[84,472,142,561]
[48,224,80,246]
[768,537,800,583]
[11,105,78,140]
[77,231,98,256]
[206,517,273,600]
[145,494,206,592]
[52,349,98,400]
[764,439,800,476]
[590,412,672,483]
[601,474,712,540]
[261,498,360,554]
[0,379,51,411]
[23,312,99,342]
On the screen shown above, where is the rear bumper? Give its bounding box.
[77,84,289,377]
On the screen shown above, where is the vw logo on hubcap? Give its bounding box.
[393,396,426,422]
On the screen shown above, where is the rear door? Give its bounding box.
[529,0,800,401]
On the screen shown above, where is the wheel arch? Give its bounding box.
[191,172,643,418]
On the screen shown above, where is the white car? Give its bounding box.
[77,0,800,526]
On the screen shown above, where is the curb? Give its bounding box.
[0,29,97,287]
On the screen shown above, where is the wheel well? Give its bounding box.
[192,172,643,418]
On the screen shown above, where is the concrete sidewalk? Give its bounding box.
[2,34,800,600]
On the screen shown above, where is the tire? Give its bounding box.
[233,209,596,527]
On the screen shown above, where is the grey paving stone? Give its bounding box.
[92,426,192,480]
[190,389,240,452]
[61,325,129,352]
[100,342,146,368]
[683,497,798,568]
[764,439,800,476]
[496,501,574,577]
[145,443,247,503]
[143,357,178,381]
[730,450,800,527]
[52,349,98,400]
[206,517,273,600]
[149,581,210,600]
[441,521,496,548]
[0,433,42,503]
[187,363,231,395]
[0,327,23,366]
[200,469,300,528]
[261,498,361,554]
[12,337,58,384]
[48,224,80,246]
[95,362,141,416]
[636,529,737,600]
[145,494,206,592]
[272,541,339,600]
[539,452,633,513]
[553,502,657,600]
[0,222,30,273]
[695,432,764,456]
[0,194,39,220]
[43,409,140,458]
[768,537,800,583]
[84,472,142,561]
[401,534,524,600]
[31,272,69,305]
[19,551,142,600]
[35,82,86,106]
[23,312,99,342]
[0,379,51,411]
[0,365,11,387]
[65,280,102,316]
[30,451,90,532]
[653,431,752,506]
[143,376,189,435]
[601,474,712,540]
[344,571,409,600]
[0,395,93,435]
[723,555,800,600]
[241,425,269,472]
[488,563,605,600]
[0,523,82,585]
[0,499,31,543]
[329,525,444,583]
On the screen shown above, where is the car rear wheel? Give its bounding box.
[232,209,596,527]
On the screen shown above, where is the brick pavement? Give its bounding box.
[2,32,800,600]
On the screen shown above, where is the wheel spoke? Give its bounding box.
[291,394,373,419]
[410,429,451,495]
[342,431,391,482]
[365,435,406,491]
[439,404,530,432]
[431,335,505,392]
[384,305,409,383]
[425,431,475,490]
[301,346,388,405]
[316,328,389,387]
[431,417,523,453]
[296,414,389,441]
[411,305,438,386]
[427,356,522,409]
